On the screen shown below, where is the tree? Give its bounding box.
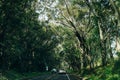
[0,0,61,72]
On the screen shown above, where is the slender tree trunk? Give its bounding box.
[98,22,107,66]
[108,37,114,59]
[100,40,107,66]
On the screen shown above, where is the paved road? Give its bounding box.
[51,74,82,80]
[30,73,83,80]
[28,74,53,80]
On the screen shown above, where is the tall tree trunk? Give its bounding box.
[98,22,107,66]
[108,37,114,59]
[101,40,107,66]
[75,31,89,69]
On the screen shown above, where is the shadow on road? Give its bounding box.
[29,73,83,80]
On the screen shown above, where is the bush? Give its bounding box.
[113,52,120,74]
[107,74,120,80]
[0,76,8,80]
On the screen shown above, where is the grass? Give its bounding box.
[83,63,120,80]
[0,75,8,80]
[2,70,50,80]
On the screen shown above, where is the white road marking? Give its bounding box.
[66,73,71,80]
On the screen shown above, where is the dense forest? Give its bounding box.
[0,0,120,80]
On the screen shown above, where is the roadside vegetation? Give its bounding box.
[0,70,51,80]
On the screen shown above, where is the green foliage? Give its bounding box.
[107,74,120,80]
[2,70,50,80]
[0,0,61,73]
[113,52,120,74]
[84,64,120,80]
[0,76,8,80]
[1,0,120,79]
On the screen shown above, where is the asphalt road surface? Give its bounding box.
[30,73,83,80]
[51,74,82,80]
